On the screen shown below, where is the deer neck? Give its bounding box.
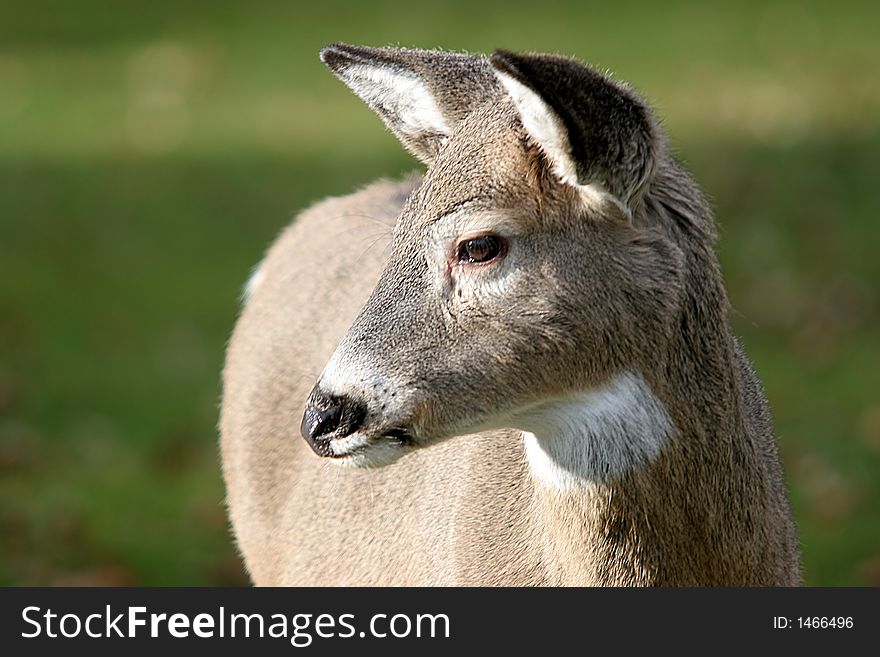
[519,371,672,488]
[517,371,669,585]
[518,349,749,585]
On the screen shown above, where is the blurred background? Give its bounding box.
[1,0,878,586]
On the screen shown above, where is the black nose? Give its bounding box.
[300,386,367,456]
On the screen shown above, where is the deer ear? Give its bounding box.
[490,50,658,210]
[320,43,500,166]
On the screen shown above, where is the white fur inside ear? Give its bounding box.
[495,69,581,186]
[340,64,450,139]
[496,69,630,216]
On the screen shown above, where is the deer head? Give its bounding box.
[301,44,686,471]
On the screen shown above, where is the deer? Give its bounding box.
[220,44,801,586]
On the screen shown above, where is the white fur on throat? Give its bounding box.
[340,64,450,140]
[519,372,671,488]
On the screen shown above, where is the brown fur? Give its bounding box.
[220,45,800,585]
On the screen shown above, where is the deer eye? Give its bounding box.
[455,234,507,265]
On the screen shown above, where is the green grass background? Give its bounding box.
[1,0,878,585]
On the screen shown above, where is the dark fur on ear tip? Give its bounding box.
[319,43,380,72]
[319,43,350,69]
[488,50,522,77]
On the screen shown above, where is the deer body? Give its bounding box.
[220,45,800,585]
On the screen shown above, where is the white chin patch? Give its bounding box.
[331,436,408,469]
[518,371,671,489]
